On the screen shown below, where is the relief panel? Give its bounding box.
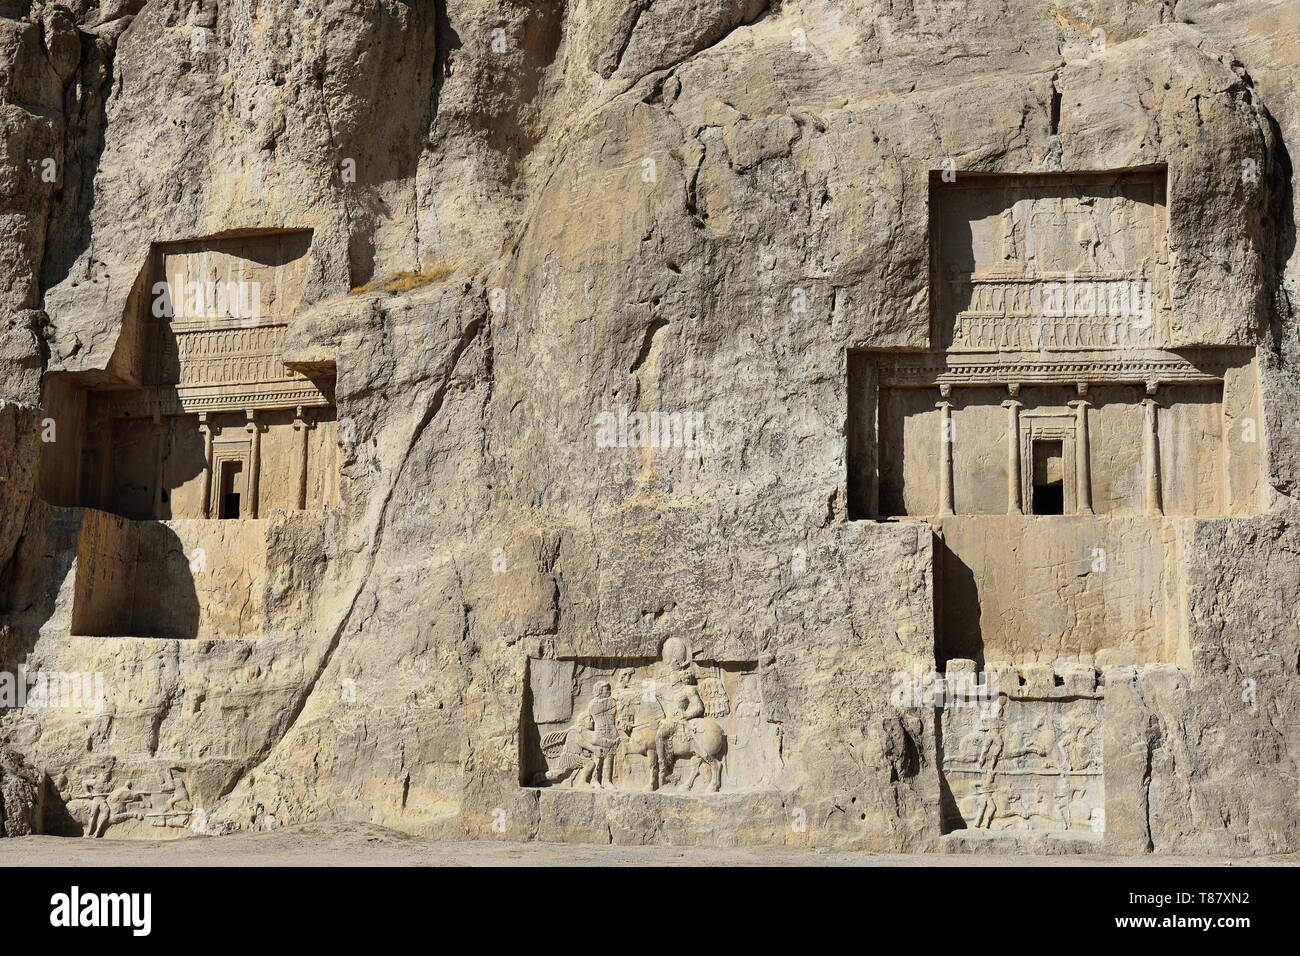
[59,766,203,839]
[522,638,782,794]
[932,172,1170,352]
[941,662,1103,834]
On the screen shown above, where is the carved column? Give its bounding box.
[937,385,955,516]
[246,409,261,519]
[1068,383,1094,515]
[152,411,167,519]
[1143,385,1162,516]
[293,405,314,511]
[198,412,215,519]
[1002,384,1023,515]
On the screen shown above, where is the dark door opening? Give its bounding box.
[218,460,244,519]
[1031,440,1065,515]
[1032,483,1064,515]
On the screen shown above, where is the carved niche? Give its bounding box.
[522,637,782,794]
[129,229,327,414]
[66,231,340,520]
[849,170,1262,522]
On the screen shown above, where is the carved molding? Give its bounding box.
[105,380,334,417]
[868,348,1250,388]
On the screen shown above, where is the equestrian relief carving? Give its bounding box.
[524,638,781,794]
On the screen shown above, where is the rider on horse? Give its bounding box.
[653,638,706,780]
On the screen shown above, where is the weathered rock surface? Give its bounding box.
[0,744,41,836]
[0,1,1297,853]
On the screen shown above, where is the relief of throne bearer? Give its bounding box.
[621,637,729,792]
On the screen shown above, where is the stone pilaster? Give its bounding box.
[1143,385,1162,516]
[1069,383,1094,515]
[1002,384,1023,515]
[937,385,955,516]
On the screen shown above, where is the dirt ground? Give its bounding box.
[2,823,1297,866]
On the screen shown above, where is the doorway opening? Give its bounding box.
[1031,440,1065,515]
[218,459,244,519]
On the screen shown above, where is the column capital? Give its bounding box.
[1067,398,1092,410]
[1001,398,1023,410]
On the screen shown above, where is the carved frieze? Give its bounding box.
[105,379,333,417]
[939,661,1104,834]
[169,323,291,386]
[933,173,1170,351]
[62,766,202,838]
[869,348,1246,388]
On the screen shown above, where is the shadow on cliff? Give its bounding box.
[932,715,966,832]
[1265,110,1296,361]
[332,2,441,288]
[934,530,982,669]
[69,518,202,641]
[39,31,119,294]
[2,506,203,658]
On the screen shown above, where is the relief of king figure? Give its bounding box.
[622,637,730,792]
[534,637,732,793]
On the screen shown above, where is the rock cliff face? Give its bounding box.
[0,0,1297,852]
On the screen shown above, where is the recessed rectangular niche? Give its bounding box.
[520,643,783,794]
[38,230,341,521]
[848,354,1262,520]
[70,510,266,640]
[217,457,246,519]
[1030,440,1065,515]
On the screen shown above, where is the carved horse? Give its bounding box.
[620,694,726,792]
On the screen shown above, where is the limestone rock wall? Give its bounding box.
[0,744,42,836]
[0,1,1297,852]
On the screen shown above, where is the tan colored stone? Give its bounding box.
[0,1,1296,858]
